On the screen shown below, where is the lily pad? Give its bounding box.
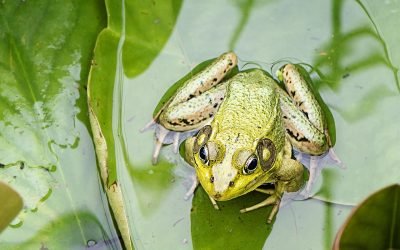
[191,187,273,250]
[0,0,120,248]
[334,184,400,249]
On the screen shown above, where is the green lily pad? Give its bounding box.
[334,184,400,249]
[191,187,273,250]
[0,0,120,248]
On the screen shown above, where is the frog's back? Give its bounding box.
[215,69,282,140]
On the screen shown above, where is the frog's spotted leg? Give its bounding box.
[277,64,342,194]
[240,138,304,223]
[143,52,237,164]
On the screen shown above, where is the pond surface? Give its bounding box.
[117,0,400,249]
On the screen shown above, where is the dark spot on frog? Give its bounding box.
[234,133,240,143]
[302,111,309,119]
[178,118,191,125]
[229,62,233,66]
[209,113,214,118]
[286,129,310,142]
[189,94,195,99]
[220,97,223,101]
[0,163,4,168]
[210,176,214,183]
[229,181,234,187]
[283,115,288,119]
[20,162,25,170]
[257,125,262,129]
[213,103,218,108]
[213,78,218,82]
[290,90,296,97]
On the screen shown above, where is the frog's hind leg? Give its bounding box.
[143,52,238,164]
[277,64,341,193]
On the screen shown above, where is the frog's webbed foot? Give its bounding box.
[183,173,219,209]
[184,172,199,200]
[240,191,281,224]
[141,120,197,164]
[296,148,344,196]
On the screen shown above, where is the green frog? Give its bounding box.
[144,52,336,223]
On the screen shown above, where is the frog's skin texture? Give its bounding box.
[146,52,336,223]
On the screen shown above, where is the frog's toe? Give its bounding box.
[184,173,199,200]
[151,126,170,165]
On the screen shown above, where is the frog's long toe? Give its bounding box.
[152,126,170,165]
[240,194,281,223]
[208,195,220,210]
[184,173,199,200]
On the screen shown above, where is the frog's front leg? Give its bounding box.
[240,139,304,223]
[146,52,238,164]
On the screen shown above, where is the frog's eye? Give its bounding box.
[199,145,209,165]
[243,155,258,175]
[193,125,212,152]
[256,138,276,171]
[193,125,212,166]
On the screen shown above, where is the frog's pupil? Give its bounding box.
[247,158,258,171]
[199,145,208,163]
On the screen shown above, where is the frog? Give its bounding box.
[143,52,336,223]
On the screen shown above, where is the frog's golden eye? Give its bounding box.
[193,125,212,152]
[194,125,212,166]
[256,138,276,171]
[243,155,258,175]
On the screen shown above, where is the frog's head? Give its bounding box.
[186,124,283,201]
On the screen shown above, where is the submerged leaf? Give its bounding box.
[0,0,105,222]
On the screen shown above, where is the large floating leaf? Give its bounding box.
[0,0,120,248]
[334,184,400,249]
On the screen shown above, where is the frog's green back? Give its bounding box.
[213,69,285,151]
